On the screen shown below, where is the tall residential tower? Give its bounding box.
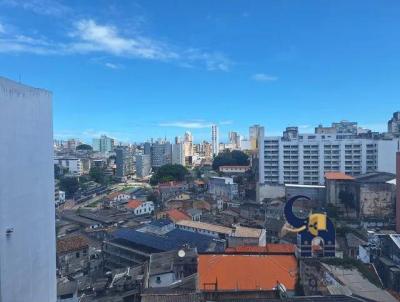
[212,125,219,156]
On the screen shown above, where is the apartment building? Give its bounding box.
[136,154,151,178]
[115,147,134,179]
[259,124,400,185]
[54,157,83,176]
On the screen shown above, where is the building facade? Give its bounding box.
[259,125,400,185]
[92,135,115,153]
[151,142,172,168]
[172,142,185,166]
[211,124,219,156]
[388,112,400,136]
[54,157,83,176]
[115,147,134,179]
[136,154,151,178]
[0,77,56,301]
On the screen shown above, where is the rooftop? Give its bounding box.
[165,209,191,222]
[232,225,263,238]
[198,254,297,291]
[57,235,89,254]
[176,220,232,235]
[325,172,355,181]
[126,199,143,209]
[225,244,295,254]
[354,172,396,184]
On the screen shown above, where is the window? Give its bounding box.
[76,252,80,258]
[156,276,161,284]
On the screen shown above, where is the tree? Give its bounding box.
[59,177,79,199]
[89,166,110,185]
[150,164,189,185]
[76,144,93,151]
[212,150,249,171]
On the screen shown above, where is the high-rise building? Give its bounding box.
[259,124,400,185]
[212,125,219,156]
[136,154,152,178]
[144,142,151,155]
[172,142,185,166]
[249,124,263,150]
[0,77,56,301]
[183,131,193,157]
[229,131,241,149]
[388,112,400,136]
[115,147,134,179]
[151,142,172,168]
[92,135,115,153]
[396,152,400,233]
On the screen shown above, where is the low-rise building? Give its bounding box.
[219,165,249,174]
[208,177,238,201]
[57,235,89,277]
[126,200,154,216]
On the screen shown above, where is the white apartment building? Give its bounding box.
[92,135,115,153]
[0,77,56,301]
[259,126,400,185]
[136,154,152,178]
[54,157,83,176]
[211,124,219,156]
[172,142,185,166]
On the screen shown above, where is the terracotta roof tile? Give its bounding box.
[198,254,297,291]
[166,209,190,222]
[126,199,143,209]
[325,172,354,180]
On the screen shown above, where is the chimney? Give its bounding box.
[397,152,400,233]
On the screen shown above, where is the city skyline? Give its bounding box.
[1,1,400,142]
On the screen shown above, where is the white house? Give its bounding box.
[126,200,154,216]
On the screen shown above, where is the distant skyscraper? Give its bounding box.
[249,124,263,150]
[0,77,56,301]
[151,142,172,168]
[183,131,193,157]
[144,142,151,155]
[172,142,185,166]
[115,147,134,179]
[228,131,241,149]
[212,125,219,156]
[136,154,151,178]
[388,111,400,136]
[92,135,115,153]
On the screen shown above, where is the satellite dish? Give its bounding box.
[178,249,186,258]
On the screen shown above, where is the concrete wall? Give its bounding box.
[377,140,400,174]
[256,183,285,202]
[0,77,56,302]
[359,184,395,218]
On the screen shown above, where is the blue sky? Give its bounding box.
[1,0,400,143]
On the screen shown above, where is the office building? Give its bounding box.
[259,123,400,185]
[115,147,134,179]
[211,124,219,156]
[151,142,172,168]
[136,154,151,178]
[388,112,400,136]
[249,124,263,150]
[183,131,193,157]
[172,142,185,166]
[229,131,241,149]
[0,77,56,301]
[144,142,151,155]
[92,135,115,153]
[54,157,83,176]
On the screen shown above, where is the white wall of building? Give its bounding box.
[172,143,185,166]
[0,77,56,302]
[377,140,400,174]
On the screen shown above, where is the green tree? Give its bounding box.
[89,166,110,185]
[76,144,93,151]
[212,150,249,171]
[59,177,80,198]
[150,164,188,185]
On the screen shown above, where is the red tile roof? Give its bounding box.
[325,171,354,180]
[166,209,190,222]
[198,254,297,291]
[126,199,143,209]
[225,244,296,254]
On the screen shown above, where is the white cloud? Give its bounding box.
[159,121,214,129]
[219,120,233,125]
[0,18,232,71]
[70,19,179,60]
[0,23,5,34]
[104,62,122,69]
[252,73,278,82]
[1,0,70,16]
